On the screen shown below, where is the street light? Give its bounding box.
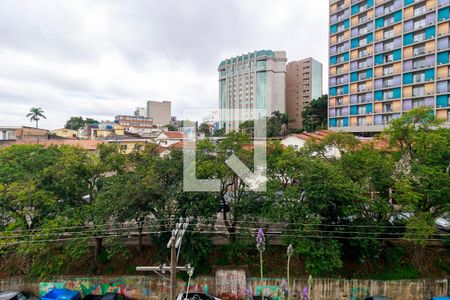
[184,264,195,300]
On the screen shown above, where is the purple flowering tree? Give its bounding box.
[256,228,266,299]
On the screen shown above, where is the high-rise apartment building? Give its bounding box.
[218,50,287,131]
[147,100,171,127]
[329,0,450,134]
[286,58,323,129]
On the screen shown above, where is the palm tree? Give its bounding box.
[26,107,46,128]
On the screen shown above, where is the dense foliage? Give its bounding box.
[0,108,448,278]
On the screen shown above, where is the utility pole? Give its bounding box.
[136,217,189,300]
[169,235,177,300]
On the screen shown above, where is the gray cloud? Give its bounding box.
[0,0,328,129]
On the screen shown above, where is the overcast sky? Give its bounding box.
[0,0,329,129]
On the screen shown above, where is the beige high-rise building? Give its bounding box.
[218,50,287,132]
[286,58,323,129]
[147,100,171,126]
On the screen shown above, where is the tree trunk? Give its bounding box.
[138,227,144,252]
[95,237,103,262]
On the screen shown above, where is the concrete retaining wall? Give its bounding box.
[0,276,447,300]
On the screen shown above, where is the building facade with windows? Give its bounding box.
[218,50,287,132]
[286,58,324,129]
[329,0,450,134]
[147,101,171,127]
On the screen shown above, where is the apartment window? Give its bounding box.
[337,66,344,74]
[359,26,368,35]
[336,108,344,116]
[414,17,426,30]
[358,61,367,69]
[336,97,344,106]
[383,66,394,76]
[412,98,425,108]
[414,4,426,17]
[385,90,394,99]
[384,28,394,39]
[384,40,394,51]
[383,102,393,112]
[384,2,395,14]
[358,94,367,103]
[413,72,425,83]
[382,114,393,124]
[359,72,367,80]
[413,85,425,97]
[358,105,367,114]
[336,118,344,127]
[359,13,368,23]
[357,117,366,126]
[413,58,425,69]
[384,77,394,88]
[359,48,368,58]
[385,53,394,63]
[413,44,425,56]
[413,31,425,43]
[385,15,395,26]
[358,82,366,92]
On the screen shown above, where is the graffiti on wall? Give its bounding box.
[39,278,166,300]
[350,287,370,300]
[215,269,246,299]
[255,285,280,300]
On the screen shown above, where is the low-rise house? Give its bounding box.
[0,127,18,141]
[281,130,341,158]
[156,131,186,148]
[51,128,78,139]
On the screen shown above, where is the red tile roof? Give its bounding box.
[163,131,186,139]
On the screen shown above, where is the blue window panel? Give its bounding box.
[367,33,373,43]
[393,49,402,61]
[344,19,350,29]
[343,117,349,127]
[375,91,383,100]
[343,85,349,94]
[366,103,373,113]
[437,52,449,65]
[375,54,384,65]
[367,0,374,7]
[350,105,358,115]
[351,72,359,82]
[330,56,337,65]
[393,11,402,23]
[352,4,360,15]
[404,0,414,5]
[425,69,435,81]
[331,24,338,34]
[366,69,373,78]
[343,52,350,61]
[404,33,413,46]
[375,17,384,29]
[438,7,450,22]
[329,118,337,127]
[393,88,401,99]
[351,38,360,49]
[330,87,337,96]
[403,73,413,84]
[425,26,436,39]
[437,95,449,108]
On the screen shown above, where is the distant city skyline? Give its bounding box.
[0,0,329,129]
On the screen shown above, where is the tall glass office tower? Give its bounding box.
[329,0,450,134]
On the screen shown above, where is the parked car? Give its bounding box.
[0,291,39,300]
[83,293,129,300]
[176,293,220,300]
[435,215,450,231]
[364,297,391,300]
